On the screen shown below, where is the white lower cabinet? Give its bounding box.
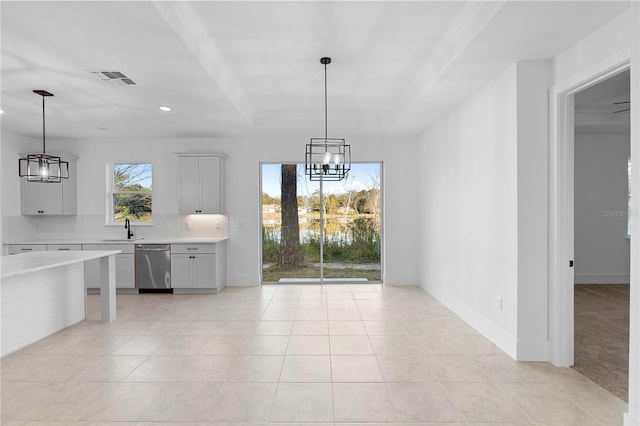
[7,244,81,254]
[171,244,216,290]
[171,254,215,289]
[47,244,82,251]
[6,240,227,293]
[82,244,135,289]
[6,244,46,255]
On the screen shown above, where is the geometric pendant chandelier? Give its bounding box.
[305,57,351,181]
[18,90,69,183]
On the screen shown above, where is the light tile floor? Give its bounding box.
[1,284,627,425]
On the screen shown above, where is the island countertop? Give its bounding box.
[1,250,121,279]
[3,237,228,245]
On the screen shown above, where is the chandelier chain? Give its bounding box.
[41,94,46,153]
[324,60,328,141]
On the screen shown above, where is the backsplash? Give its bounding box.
[1,214,229,242]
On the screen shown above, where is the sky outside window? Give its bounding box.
[262,163,380,198]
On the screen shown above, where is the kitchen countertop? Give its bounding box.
[3,237,228,245]
[1,250,121,279]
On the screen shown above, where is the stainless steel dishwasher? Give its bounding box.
[135,244,171,290]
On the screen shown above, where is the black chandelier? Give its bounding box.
[305,57,351,181]
[18,90,69,183]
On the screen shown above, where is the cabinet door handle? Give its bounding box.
[21,248,33,251]
[187,248,198,251]
[58,248,70,251]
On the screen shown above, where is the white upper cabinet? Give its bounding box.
[20,155,77,216]
[177,154,225,214]
[21,179,63,215]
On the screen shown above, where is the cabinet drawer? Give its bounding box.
[47,244,82,251]
[7,244,46,255]
[82,244,135,254]
[171,244,215,254]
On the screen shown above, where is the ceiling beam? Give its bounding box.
[388,0,507,128]
[152,1,256,125]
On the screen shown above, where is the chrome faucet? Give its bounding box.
[124,218,134,239]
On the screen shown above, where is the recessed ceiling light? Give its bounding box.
[0,110,4,114]
[158,106,172,112]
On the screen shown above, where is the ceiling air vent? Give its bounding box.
[89,70,137,86]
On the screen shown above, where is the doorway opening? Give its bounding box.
[260,162,382,284]
[572,69,630,401]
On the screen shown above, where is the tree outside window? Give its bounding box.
[111,163,152,223]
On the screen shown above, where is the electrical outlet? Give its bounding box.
[186,221,191,230]
[215,221,221,229]
[497,297,503,310]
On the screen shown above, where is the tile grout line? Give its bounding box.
[491,379,539,425]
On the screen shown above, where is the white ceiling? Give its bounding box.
[0,1,630,141]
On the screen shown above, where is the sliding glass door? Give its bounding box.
[261,162,382,283]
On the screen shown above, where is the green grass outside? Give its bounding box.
[262,264,381,282]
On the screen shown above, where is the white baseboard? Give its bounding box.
[624,412,639,426]
[420,282,518,359]
[227,275,260,286]
[384,282,419,286]
[383,274,420,285]
[574,273,630,284]
[517,339,550,361]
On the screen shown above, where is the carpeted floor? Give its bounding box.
[573,283,629,401]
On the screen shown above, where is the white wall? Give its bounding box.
[515,61,551,359]
[1,134,41,241]
[1,134,420,286]
[575,133,630,284]
[418,64,520,357]
[417,60,550,360]
[553,9,632,88]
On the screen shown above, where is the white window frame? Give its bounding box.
[258,161,384,284]
[107,162,153,225]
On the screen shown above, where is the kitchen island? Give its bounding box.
[0,250,120,357]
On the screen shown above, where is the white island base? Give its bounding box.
[1,250,119,357]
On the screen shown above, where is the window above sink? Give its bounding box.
[108,163,153,225]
